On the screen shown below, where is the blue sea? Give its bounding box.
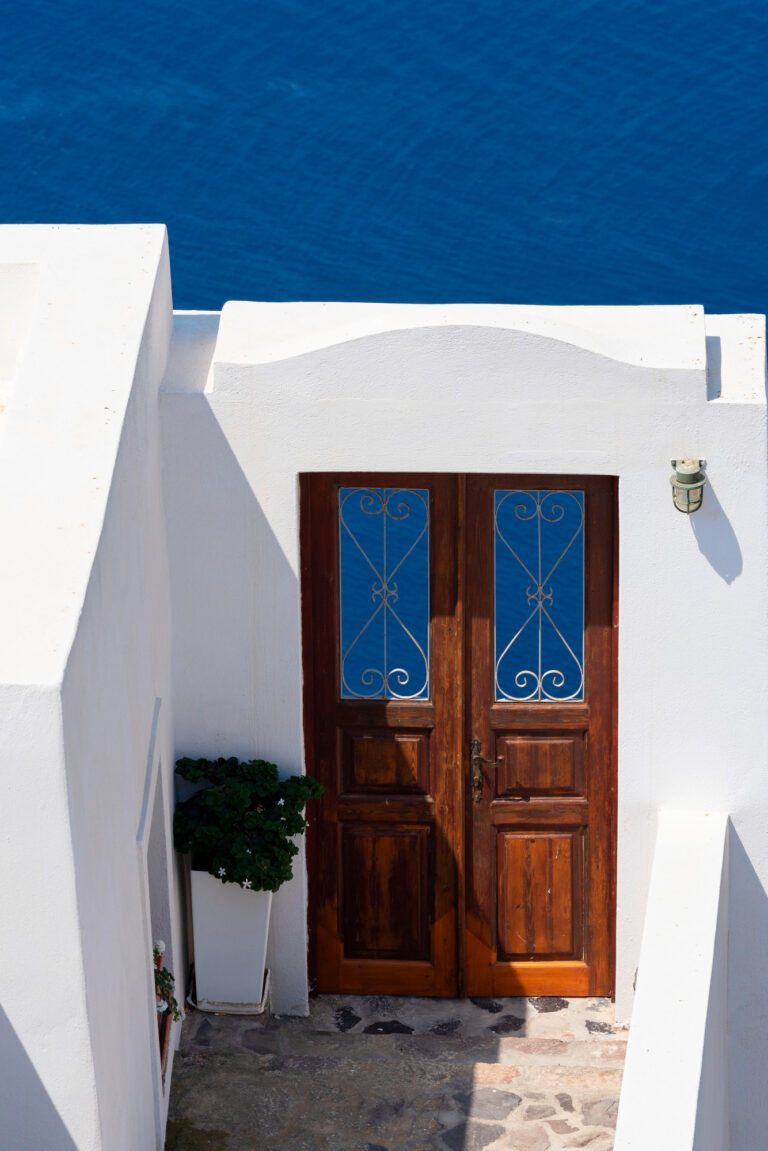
[4,0,768,313]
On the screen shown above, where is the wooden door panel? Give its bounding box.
[341,730,430,794]
[495,731,586,797]
[338,795,436,823]
[465,475,615,997]
[489,800,589,827]
[464,939,592,996]
[496,830,583,958]
[341,825,431,959]
[303,473,461,996]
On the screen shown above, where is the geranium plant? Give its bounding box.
[173,757,323,893]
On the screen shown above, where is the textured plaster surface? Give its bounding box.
[0,261,38,415]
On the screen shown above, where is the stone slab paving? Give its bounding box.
[166,995,625,1151]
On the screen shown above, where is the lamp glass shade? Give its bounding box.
[670,459,706,514]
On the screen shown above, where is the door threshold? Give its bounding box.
[297,992,623,1043]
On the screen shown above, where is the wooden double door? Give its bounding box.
[301,474,616,997]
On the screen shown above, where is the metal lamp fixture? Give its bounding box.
[670,458,707,514]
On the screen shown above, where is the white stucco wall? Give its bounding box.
[163,301,768,1147]
[0,226,182,1149]
[615,811,730,1151]
[3,225,767,1150]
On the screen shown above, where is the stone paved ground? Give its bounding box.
[166,995,625,1151]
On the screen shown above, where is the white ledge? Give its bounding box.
[615,810,730,1151]
[705,313,767,402]
[0,224,170,685]
[211,301,708,371]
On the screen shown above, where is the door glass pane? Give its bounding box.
[495,490,584,702]
[339,487,430,700]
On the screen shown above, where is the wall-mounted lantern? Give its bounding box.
[670,458,707,514]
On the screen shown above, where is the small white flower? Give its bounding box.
[218,867,226,878]
[277,798,285,806]
[153,939,166,954]
[242,878,252,889]
[245,849,252,854]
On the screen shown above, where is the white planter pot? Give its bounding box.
[190,869,272,1013]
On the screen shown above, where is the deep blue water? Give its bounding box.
[5,0,768,312]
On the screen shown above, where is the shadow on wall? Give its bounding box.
[690,477,742,584]
[0,1007,78,1149]
[705,336,722,402]
[160,389,302,977]
[160,390,299,763]
[728,829,768,1149]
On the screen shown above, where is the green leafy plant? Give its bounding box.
[173,757,323,893]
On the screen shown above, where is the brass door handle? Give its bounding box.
[470,738,498,804]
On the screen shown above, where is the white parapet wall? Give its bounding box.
[0,226,183,1150]
[614,811,730,1151]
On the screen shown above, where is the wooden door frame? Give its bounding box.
[300,472,319,992]
[301,472,618,998]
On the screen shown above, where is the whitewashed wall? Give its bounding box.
[615,811,730,1151]
[0,226,182,1150]
[163,302,768,1148]
[2,226,767,1151]
[59,265,182,1148]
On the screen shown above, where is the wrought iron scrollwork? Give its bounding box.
[494,489,584,702]
[339,487,429,700]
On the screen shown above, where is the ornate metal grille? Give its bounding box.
[494,489,585,702]
[339,487,429,700]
